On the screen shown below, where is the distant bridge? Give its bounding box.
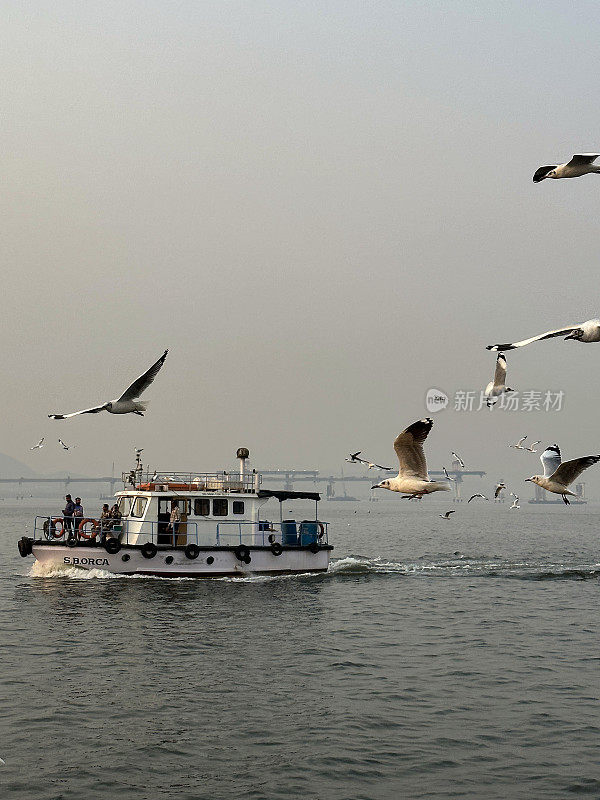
[0,467,487,502]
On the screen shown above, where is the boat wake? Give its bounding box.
[28,556,600,583]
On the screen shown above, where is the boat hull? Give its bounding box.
[28,542,332,577]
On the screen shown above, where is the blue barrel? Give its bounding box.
[300,521,318,546]
[281,520,297,545]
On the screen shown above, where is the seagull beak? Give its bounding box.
[371,484,381,489]
[524,478,532,482]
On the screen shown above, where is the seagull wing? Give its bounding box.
[374,463,392,470]
[517,436,527,447]
[117,350,169,402]
[551,455,600,487]
[567,154,600,166]
[540,445,562,478]
[492,353,507,389]
[393,418,433,480]
[451,452,464,468]
[486,325,579,351]
[49,404,109,419]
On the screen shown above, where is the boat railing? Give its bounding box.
[216,520,329,547]
[33,516,329,548]
[121,470,261,493]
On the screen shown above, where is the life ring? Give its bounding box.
[317,522,326,539]
[308,542,321,554]
[105,537,121,555]
[185,544,200,560]
[141,542,157,559]
[234,544,250,563]
[270,542,283,557]
[44,518,64,539]
[78,518,99,539]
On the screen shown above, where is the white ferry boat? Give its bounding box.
[18,449,332,577]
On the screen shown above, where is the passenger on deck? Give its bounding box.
[167,500,181,541]
[72,497,84,534]
[63,494,75,540]
[98,503,112,542]
[110,503,122,523]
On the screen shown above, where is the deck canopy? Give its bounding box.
[258,489,321,502]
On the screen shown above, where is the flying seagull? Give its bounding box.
[345,451,365,464]
[533,154,600,183]
[440,510,455,519]
[510,492,520,509]
[484,353,514,407]
[468,493,488,502]
[509,435,528,450]
[49,350,168,419]
[526,444,600,505]
[451,451,465,468]
[371,418,451,500]
[30,438,44,450]
[443,466,456,482]
[367,461,392,470]
[494,482,506,499]
[58,439,70,450]
[525,440,541,453]
[486,318,600,351]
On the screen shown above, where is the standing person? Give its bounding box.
[72,497,84,537]
[98,503,112,543]
[63,494,75,540]
[167,500,181,543]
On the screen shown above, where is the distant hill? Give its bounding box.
[0,452,37,478]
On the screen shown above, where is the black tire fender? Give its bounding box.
[105,537,121,555]
[270,542,283,556]
[234,544,250,562]
[141,542,157,559]
[185,544,200,560]
[308,542,320,554]
[18,537,32,558]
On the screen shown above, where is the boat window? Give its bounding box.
[213,498,228,516]
[232,501,244,515]
[118,497,132,516]
[131,497,147,518]
[194,498,210,516]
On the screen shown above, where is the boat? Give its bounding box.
[18,449,332,577]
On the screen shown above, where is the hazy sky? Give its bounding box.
[3,1,600,495]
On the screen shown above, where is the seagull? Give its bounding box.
[151,470,158,481]
[533,153,600,183]
[510,492,520,510]
[30,438,44,450]
[486,318,600,351]
[484,353,514,407]
[58,438,70,450]
[371,418,451,500]
[468,493,488,502]
[367,461,392,470]
[451,452,465,468]
[443,467,456,482]
[345,451,366,464]
[49,350,168,419]
[440,510,456,519]
[525,440,541,453]
[526,444,600,505]
[494,482,506,499]
[509,435,528,450]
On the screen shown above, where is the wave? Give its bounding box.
[27,556,600,583]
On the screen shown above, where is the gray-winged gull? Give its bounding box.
[525,444,600,505]
[371,418,451,499]
[533,154,600,182]
[49,350,168,419]
[486,318,600,351]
